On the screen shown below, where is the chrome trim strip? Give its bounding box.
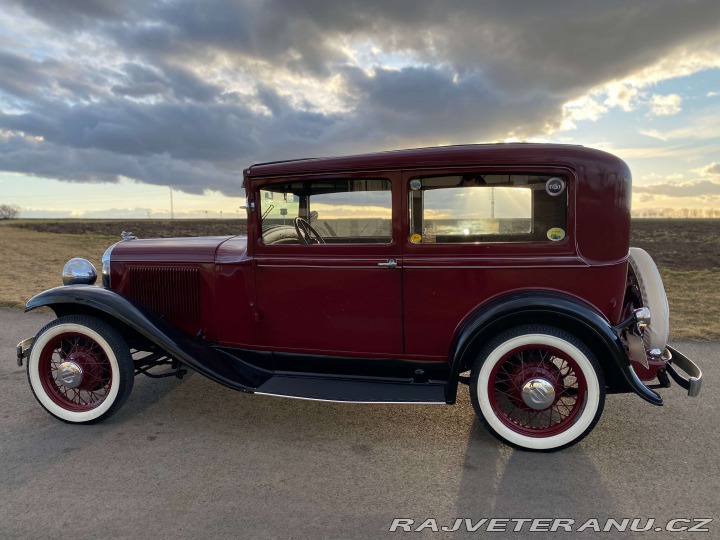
[101,241,121,288]
[256,264,586,270]
[254,392,445,404]
[404,264,587,270]
[256,265,386,269]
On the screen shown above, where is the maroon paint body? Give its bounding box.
[110,144,632,366]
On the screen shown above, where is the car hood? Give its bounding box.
[112,236,245,264]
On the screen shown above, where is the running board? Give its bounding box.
[255,374,447,403]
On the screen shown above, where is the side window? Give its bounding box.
[260,178,392,245]
[409,174,567,243]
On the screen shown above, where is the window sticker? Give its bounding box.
[545,177,566,196]
[410,233,422,243]
[423,227,437,243]
[410,179,422,191]
[547,227,566,241]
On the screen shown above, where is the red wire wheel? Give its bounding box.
[27,315,135,424]
[37,331,113,412]
[470,326,605,452]
[487,344,587,437]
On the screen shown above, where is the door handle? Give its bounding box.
[378,259,398,269]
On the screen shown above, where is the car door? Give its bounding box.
[252,172,404,358]
[401,168,575,360]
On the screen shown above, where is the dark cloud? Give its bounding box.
[17,0,136,28]
[111,82,167,98]
[0,101,255,163]
[429,2,720,97]
[344,66,557,139]
[0,51,103,104]
[1,1,720,196]
[0,133,243,194]
[108,62,223,102]
[0,51,50,102]
[65,1,720,90]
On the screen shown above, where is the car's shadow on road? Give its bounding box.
[455,423,619,531]
[1,365,187,493]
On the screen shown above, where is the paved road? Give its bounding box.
[1,308,717,539]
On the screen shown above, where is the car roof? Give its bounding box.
[245,143,626,178]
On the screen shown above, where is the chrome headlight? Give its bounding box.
[101,242,118,288]
[62,258,97,286]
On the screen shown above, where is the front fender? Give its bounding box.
[26,285,271,391]
[446,291,663,406]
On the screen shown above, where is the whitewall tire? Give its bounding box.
[27,315,134,423]
[470,325,605,452]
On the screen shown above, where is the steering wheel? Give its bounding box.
[293,217,325,244]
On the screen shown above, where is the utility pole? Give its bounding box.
[169,187,174,220]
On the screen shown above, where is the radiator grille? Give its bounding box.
[127,267,201,326]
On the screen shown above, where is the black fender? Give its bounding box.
[25,285,271,391]
[445,291,663,406]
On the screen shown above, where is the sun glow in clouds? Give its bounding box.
[0,2,719,216]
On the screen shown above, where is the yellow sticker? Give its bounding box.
[547,227,566,241]
[410,234,422,243]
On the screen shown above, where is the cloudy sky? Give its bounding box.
[0,0,719,218]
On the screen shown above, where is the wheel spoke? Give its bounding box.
[486,338,593,439]
[38,330,114,412]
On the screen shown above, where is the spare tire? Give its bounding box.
[628,247,670,351]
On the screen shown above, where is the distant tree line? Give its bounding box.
[0,204,20,219]
[0,203,716,220]
[632,208,720,218]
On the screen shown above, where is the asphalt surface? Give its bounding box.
[1,307,717,539]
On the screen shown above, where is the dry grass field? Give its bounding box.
[0,226,115,309]
[630,219,720,340]
[1,219,718,339]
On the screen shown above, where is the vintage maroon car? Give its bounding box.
[17,144,702,451]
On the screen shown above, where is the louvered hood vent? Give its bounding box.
[127,267,201,327]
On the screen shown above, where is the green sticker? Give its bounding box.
[547,228,566,241]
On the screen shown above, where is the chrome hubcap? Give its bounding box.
[521,378,555,410]
[56,361,83,389]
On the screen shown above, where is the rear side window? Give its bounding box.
[408,174,567,244]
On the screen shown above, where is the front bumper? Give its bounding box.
[664,345,703,398]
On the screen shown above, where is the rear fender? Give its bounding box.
[446,291,663,406]
[25,285,271,391]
